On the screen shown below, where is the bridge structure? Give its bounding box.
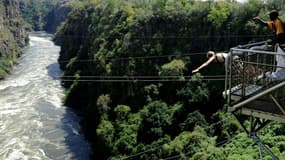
[225,40,285,160]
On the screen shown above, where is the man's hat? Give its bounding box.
[269,10,279,17]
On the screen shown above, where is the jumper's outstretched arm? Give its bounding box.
[192,56,215,73]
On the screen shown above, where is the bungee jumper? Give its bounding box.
[192,51,228,74]
[191,50,248,76]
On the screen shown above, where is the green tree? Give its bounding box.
[162,126,218,159]
[207,1,231,29]
[96,94,111,120]
[139,101,174,143]
[96,120,115,156]
[177,74,209,103]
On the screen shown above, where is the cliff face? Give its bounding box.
[0,0,28,57]
[44,0,71,33]
[0,0,28,77]
[19,0,70,33]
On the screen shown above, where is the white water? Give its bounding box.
[0,32,90,160]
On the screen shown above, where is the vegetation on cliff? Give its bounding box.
[20,0,58,31]
[0,0,28,78]
[55,0,285,159]
[19,0,75,33]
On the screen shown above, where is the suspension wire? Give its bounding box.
[163,134,243,160]
[216,134,242,147]
[122,116,233,160]
[57,74,228,82]
[59,78,225,82]
[55,35,271,63]
[58,75,226,78]
[54,34,271,39]
[57,51,208,63]
[161,134,242,160]
[163,151,192,160]
[122,145,163,160]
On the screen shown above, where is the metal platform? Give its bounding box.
[225,41,285,123]
[227,83,285,122]
[231,99,285,123]
[224,84,263,101]
[225,40,284,160]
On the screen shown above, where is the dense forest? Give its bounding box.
[54,0,285,159]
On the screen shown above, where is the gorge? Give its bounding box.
[2,0,285,160]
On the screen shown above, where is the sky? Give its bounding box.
[201,0,248,3]
[237,0,247,3]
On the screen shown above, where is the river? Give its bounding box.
[0,32,90,160]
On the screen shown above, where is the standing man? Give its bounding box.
[253,10,285,80]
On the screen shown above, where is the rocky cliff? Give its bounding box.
[0,0,28,77]
[19,0,70,33]
[44,0,71,33]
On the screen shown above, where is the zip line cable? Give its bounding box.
[122,116,233,160]
[57,51,208,63]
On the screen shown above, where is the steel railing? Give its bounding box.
[226,40,285,106]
